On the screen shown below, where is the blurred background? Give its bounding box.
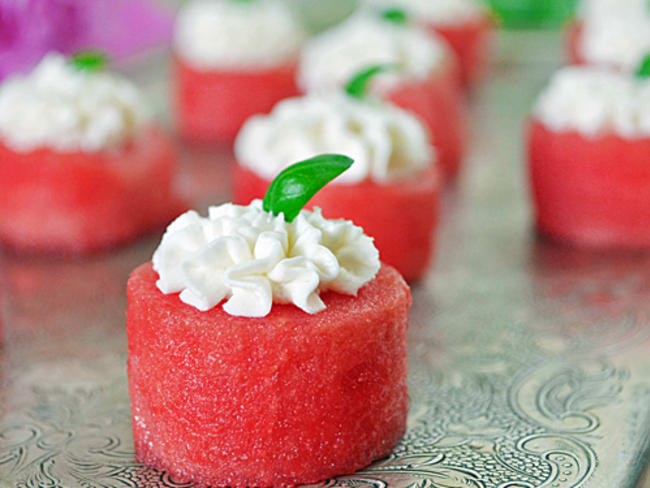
[0,0,580,82]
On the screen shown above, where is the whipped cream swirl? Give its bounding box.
[533,66,650,138]
[576,0,650,72]
[235,93,433,184]
[152,200,381,317]
[363,0,486,25]
[0,53,151,153]
[174,0,306,70]
[298,13,448,93]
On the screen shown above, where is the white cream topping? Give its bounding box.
[0,53,151,153]
[235,93,433,184]
[576,0,650,72]
[298,13,448,93]
[152,200,381,317]
[533,66,650,138]
[363,0,485,25]
[174,0,306,70]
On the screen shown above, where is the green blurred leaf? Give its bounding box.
[637,54,650,79]
[381,7,409,24]
[345,64,399,99]
[71,50,108,73]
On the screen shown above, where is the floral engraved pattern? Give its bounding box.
[2,257,650,488]
[320,358,627,488]
[0,350,636,488]
[4,35,650,488]
[0,380,194,488]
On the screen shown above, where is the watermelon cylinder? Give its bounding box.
[0,128,182,255]
[174,55,300,144]
[126,262,411,487]
[528,120,650,248]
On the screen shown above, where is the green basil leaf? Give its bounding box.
[637,54,650,79]
[381,7,409,24]
[71,50,108,73]
[263,154,354,222]
[345,64,400,99]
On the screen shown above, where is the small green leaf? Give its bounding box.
[345,64,399,99]
[71,50,108,73]
[263,154,354,222]
[381,7,409,24]
[637,54,650,79]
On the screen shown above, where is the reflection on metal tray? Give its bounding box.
[1,31,650,488]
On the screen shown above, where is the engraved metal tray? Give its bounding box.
[2,31,650,488]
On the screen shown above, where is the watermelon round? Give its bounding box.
[126,262,411,488]
[386,68,467,180]
[233,163,439,282]
[174,56,300,144]
[0,128,183,255]
[426,16,494,89]
[528,120,650,248]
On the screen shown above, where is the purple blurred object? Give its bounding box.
[0,0,173,80]
[0,0,83,79]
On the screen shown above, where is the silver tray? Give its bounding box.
[1,30,650,488]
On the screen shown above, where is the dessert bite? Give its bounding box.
[126,154,412,487]
[173,0,306,143]
[568,0,650,71]
[363,0,494,88]
[0,52,181,255]
[528,62,650,248]
[234,67,440,281]
[298,10,466,179]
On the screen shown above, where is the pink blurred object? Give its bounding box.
[0,0,173,80]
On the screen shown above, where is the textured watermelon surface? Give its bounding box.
[386,69,467,180]
[174,56,300,143]
[427,16,494,89]
[529,120,650,248]
[233,163,440,282]
[126,262,411,488]
[0,128,183,255]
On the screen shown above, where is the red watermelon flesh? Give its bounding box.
[233,163,440,282]
[426,16,494,89]
[386,69,467,180]
[174,56,300,144]
[0,128,183,255]
[529,120,650,248]
[127,262,411,488]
